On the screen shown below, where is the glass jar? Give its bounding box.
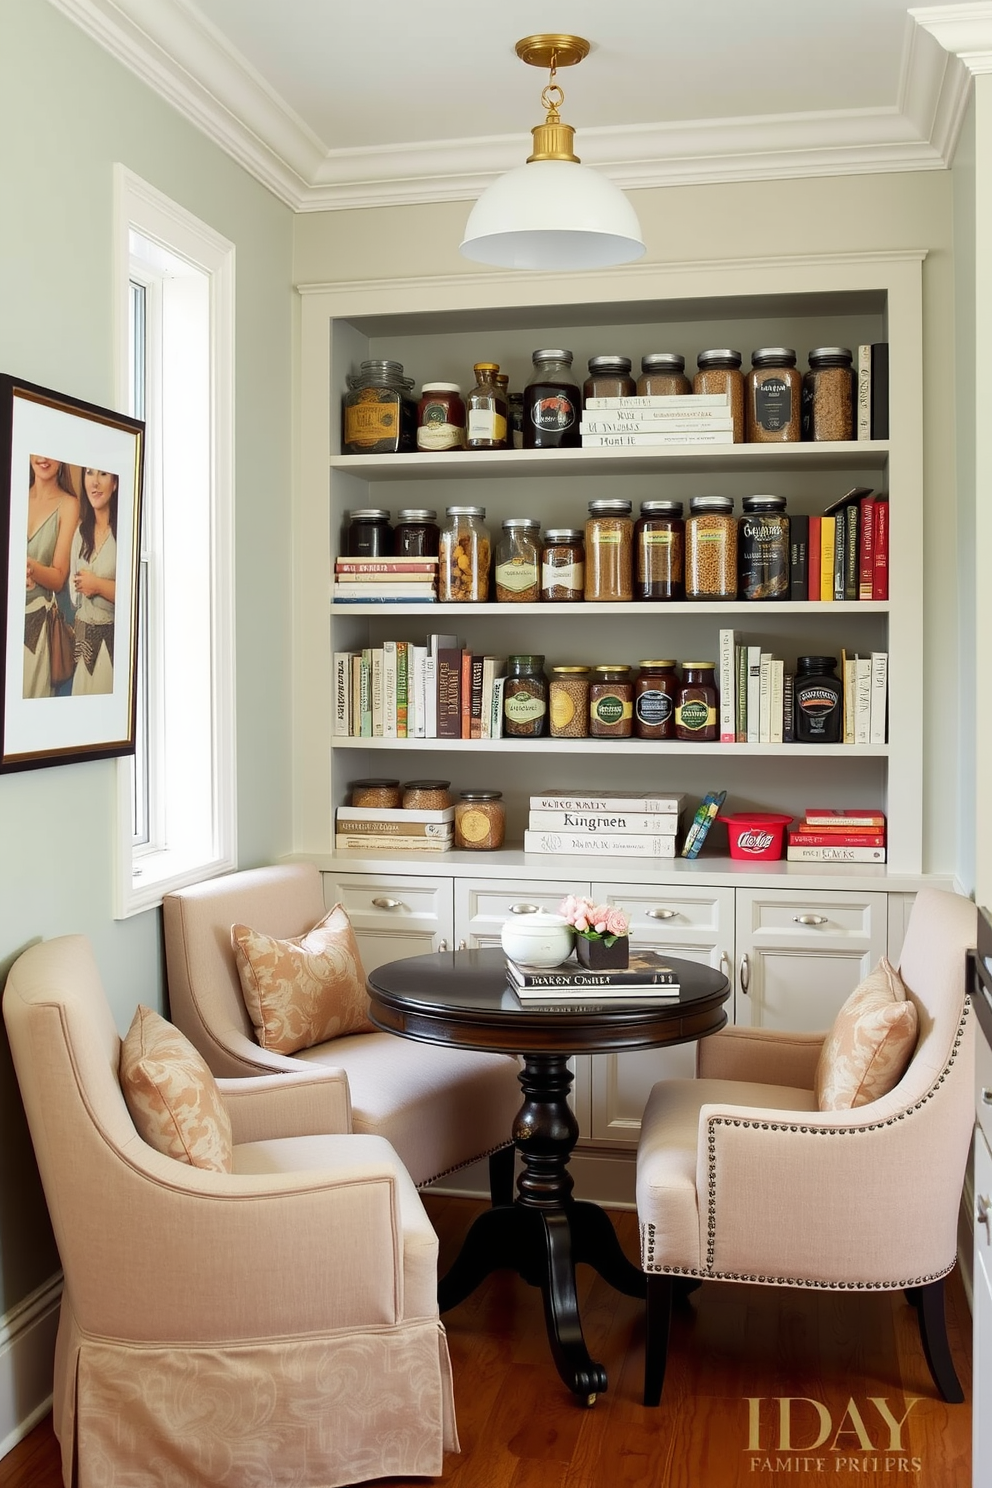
[584,499,633,602]
[454,790,505,851]
[675,663,718,742]
[401,780,452,810]
[802,347,855,442]
[589,664,634,739]
[634,500,684,601]
[346,508,393,558]
[583,355,635,404]
[685,496,737,600]
[694,349,745,442]
[739,495,790,601]
[342,359,417,453]
[503,655,548,737]
[540,528,584,602]
[438,506,491,602]
[350,778,401,808]
[746,348,802,443]
[393,508,440,557]
[416,382,466,451]
[466,363,508,450]
[523,349,581,449]
[495,518,541,603]
[634,661,679,740]
[794,655,843,743]
[508,392,525,449]
[496,372,510,414]
[637,353,691,396]
[549,666,590,738]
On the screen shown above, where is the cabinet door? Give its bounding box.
[322,872,454,972]
[454,878,591,950]
[734,888,887,1030]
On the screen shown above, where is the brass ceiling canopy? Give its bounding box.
[514,35,590,70]
[513,34,592,165]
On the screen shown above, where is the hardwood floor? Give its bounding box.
[1,1195,972,1488]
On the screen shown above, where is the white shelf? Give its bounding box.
[329,736,887,757]
[331,600,890,618]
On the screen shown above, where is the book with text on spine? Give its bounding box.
[788,831,885,848]
[873,495,889,599]
[529,791,684,814]
[583,393,729,411]
[523,830,677,858]
[719,629,738,743]
[528,809,680,835]
[580,417,734,436]
[581,429,734,447]
[786,845,886,862]
[506,950,678,990]
[804,809,887,827]
[335,836,453,853]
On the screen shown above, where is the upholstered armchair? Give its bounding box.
[163,862,520,1195]
[636,886,976,1406]
[3,934,458,1487]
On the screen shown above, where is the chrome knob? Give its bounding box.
[438,939,449,952]
[510,903,540,914]
[458,939,467,951]
[978,1195,991,1236]
[371,897,401,910]
[982,1088,992,1106]
[794,914,828,926]
[647,908,677,920]
[739,953,751,994]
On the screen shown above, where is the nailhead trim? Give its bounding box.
[422,1139,513,1188]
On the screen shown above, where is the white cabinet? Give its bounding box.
[322,872,453,972]
[454,878,588,949]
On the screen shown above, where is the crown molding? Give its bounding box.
[49,0,979,213]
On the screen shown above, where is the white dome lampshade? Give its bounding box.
[460,34,645,272]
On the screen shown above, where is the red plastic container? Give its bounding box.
[719,812,793,861]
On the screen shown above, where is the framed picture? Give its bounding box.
[0,375,144,772]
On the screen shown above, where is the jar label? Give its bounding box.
[551,691,576,729]
[530,394,576,432]
[505,691,547,723]
[754,377,793,432]
[417,418,465,451]
[468,409,507,441]
[797,688,839,715]
[542,559,583,591]
[495,560,539,592]
[696,529,726,544]
[344,394,399,448]
[458,808,493,844]
[642,531,675,546]
[591,694,633,725]
[593,531,622,545]
[635,690,674,726]
[676,700,716,731]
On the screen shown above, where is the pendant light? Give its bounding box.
[460,35,645,271]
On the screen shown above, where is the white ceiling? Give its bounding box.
[49,0,992,211]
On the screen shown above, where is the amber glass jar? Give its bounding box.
[494,518,541,603]
[802,347,855,442]
[694,349,745,442]
[342,360,417,453]
[584,499,633,602]
[503,655,548,737]
[675,664,719,742]
[583,355,635,404]
[401,780,452,810]
[549,666,590,738]
[637,353,691,396]
[634,500,684,600]
[746,348,802,442]
[454,791,505,850]
[540,529,584,602]
[589,665,634,738]
[416,383,466,451]
[393,509,439,557]
[438,506,490,602]
[634,662,679,740]
[350,778,401,808]
[685,496,737,600]
[466,363,508,450]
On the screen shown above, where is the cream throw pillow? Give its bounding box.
[231,903,374,1055]
[815,957,918,1111]
[120,1005,233,1172]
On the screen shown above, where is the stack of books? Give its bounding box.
[718,631,887,746]
[332,636,507,740]
[580,392,733,448]
[841,650,888,744]
[788,488,888,603]
[786,808,887,863]
[332,555,437,604]
[506,949,680,1005]
[334,804,454,854]
[523,791,685,858]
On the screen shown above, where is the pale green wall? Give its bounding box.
[0,0,295,1311]
[953,99,977,900]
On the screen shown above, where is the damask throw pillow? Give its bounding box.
[814,957,918,1111]
[120,1005,233,1171]
[231,903,374,1055]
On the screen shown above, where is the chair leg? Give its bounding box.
[488,1144,515,1207]
[644,1273,674,1406]
[913,1277,964,1403]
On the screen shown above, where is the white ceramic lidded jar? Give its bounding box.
[500,912,574,969]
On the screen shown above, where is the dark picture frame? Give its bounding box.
[1,375,144,772]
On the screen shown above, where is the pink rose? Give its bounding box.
[604,908,629,938]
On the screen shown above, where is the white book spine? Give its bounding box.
[528,794,684,813]
[490,675,506,739]
[746,646,762,745]
[580,417,735,435]
[335,835,452,853]
[581,430,734,447]
[842,652,857,745]
[523,831,677,858]
[854,657,872,745]
[786,845,886,862]
[869,651,888,744]
[758,653,772,744]
[371,649,384,737]
[333,652,352,736]
[423,655,437,738]
[857,344,872,440]
[382,641,397,738]
[351,656,362,738]
[528,810,680,834]
[360,651,372,737]
[584,393,730,410]
[718,628,737,743]
[770,658,784,744]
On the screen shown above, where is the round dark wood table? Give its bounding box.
[366,946,731,1404]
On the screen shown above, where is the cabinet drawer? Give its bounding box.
[978,1019,992,1152]
[592,882,733,941]
[456,879,590,948]
[736,888,886,947]
[323,873,454,970]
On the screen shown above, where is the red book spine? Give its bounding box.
[858,495,876,599]
[460,651,473,739]
[789,831,886,847]
[872,497,889,600]
[807,517,821,601]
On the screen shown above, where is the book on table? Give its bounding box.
[506,950,679,995]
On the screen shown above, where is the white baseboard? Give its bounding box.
[0,1273,62,1460]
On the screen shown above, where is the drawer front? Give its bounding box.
[323,873,454,969]
[978,1017,992,1152]
[592,882,734,942]
[456,879,591,948]
[736,888,887,949]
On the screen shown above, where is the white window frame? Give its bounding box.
[113,166,237,917]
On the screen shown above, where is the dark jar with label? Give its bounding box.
[503,655,548,737]
[635,500,684,600]
[802,347,855,442]
[583,355,635,404]
[342,360,417,453]
[346,508,393,557]
[416,383,466,451]
[466,362,509,450]
[589,665,634,739]
[393,508,439,557]
[523,349,581,449]
[746,348,802,443]
[634,661,678,740]
[675,663,719,742]
[794,655,843,743]
[739,495,790,601]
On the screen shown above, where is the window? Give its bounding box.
[113,168,236,917]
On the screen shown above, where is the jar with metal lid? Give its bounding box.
[694,349,745,442]
[346,508,393,557]
[685,496,737,600]
[584,499,633,602]
[466,363,508,450]
[589,664,634,738]
[634,661,679,740]
[401,780,452,810]
[342,360,417,453]
[637,353,691,396]
[503,655,548,737]
[350,778,401,808]
[495,518,541,603]
[454,790,505,851]
[416,383,466,451]
[635,500,684,601]
[583,355,635,404]
[802,347,855,442]
[746,348,802,442]
[793,655,843,743]
[675,664,718,742]
[739,495,790,601]
[523,349,581,449]
[393,508,439,557]
[438,506,491,602]
[549,666,590,738]
[540,529,584,602]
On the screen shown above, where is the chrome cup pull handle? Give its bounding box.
[982,1088,992,1106]
[794,913,828,926]
[739,953,751,994]
[371,897,402,910]
[437,939,449,952]
[647,908,677,920]
[510,903,540,914]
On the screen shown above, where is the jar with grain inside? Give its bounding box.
[550,666,590,738]
[685,495,737,600]
[694,349,745,442]
[583,355,635,404]
[454,791,505,851]
[401,780,452,811]
[589,665,634,739]
[466,363,508,450]
[635,500,684,601]
[739,495,790,601]
[634,661,678,740]
[416,383,466,452]
[746,348,802,443]
[540,529,584,602]
[495,518,541,603]
[393,508,439,557]
[802,347,855,442]
[503,655,548,737]
[342,360,417,454]
[438,506,490,602]
[675,664,718,742]
[584,499,633,602]
[637,353,691,396]
[350,778,401,808]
